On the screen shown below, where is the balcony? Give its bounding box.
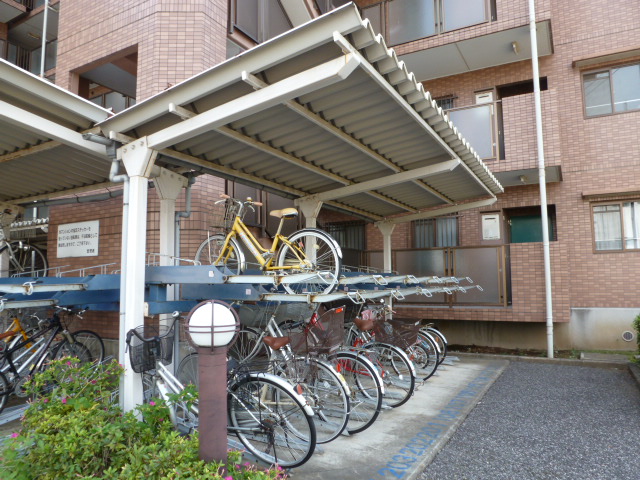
[443,89,562,186]
[0,0,27,23]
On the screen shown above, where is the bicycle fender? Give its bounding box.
[245,371,315,417]
[295,355,351,396]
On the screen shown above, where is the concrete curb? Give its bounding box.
[453,351,632,369]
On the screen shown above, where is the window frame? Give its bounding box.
[591,200,640,253]
[582,61,640,119]
[412,216,459,249]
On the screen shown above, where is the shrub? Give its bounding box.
[0,358,285,480]
[633,313,640,354]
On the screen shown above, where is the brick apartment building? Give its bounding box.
[1,0,639,352]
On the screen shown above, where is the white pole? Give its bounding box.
[529,0,554,358]
[39,0,49,78]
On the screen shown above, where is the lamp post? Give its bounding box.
[185,300,239,467]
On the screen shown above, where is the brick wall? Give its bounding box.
[55,0,228,101]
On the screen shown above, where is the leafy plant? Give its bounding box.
[633,313,640,354]
[0,358,286,480]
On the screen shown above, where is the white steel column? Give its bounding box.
[0,250,8,278]
[376,221,396,273]
[529,0,554,358]
[295,197,323,229]
[119,138,158,412]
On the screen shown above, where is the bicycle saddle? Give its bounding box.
[269,208,298,219]
[262,335,291,350]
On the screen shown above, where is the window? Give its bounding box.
[323,221,365,250]
[413,217,458,248]
[362,0,491,46]
[583,62,640,117]
[593,201,640,251]
[434,95,455,110]
[229,0,292,44]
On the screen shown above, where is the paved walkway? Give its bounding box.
[291,356,508,479]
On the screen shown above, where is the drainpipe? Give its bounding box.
[83,134,130,368]
[173,174,196,365]
[39,0,49,78]
[529,0,554,358]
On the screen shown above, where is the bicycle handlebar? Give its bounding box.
[217,193,263,207]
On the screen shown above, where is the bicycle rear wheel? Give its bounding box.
[415,331,439,380]
[334,350,383,434]
[0,242,47,277]
[228,374,316,468]
[282,357,349,444]
[0,371,10,415]
[276,229,342,295]
[365,342,416,408]
[177,352,199,387]
[194,234,244,274]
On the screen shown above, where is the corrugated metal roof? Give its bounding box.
[0,59,112,203]
[1,4,502,221]
[98,4,501,221]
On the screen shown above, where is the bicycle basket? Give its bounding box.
[372,318,420,349]
[288,306,345,356]
[208,199,239,233]
[127,322,175,373]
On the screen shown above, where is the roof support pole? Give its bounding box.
[154,169,188,366]
[295,197,323,229]
[529,0,554,359]
[119,138,158,413]
[376,221,396,273]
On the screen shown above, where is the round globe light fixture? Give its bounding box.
[186,300,239,348]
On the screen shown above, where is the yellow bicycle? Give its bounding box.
[194,195,342,295]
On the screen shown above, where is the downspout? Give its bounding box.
[83,134,129,365]
[39,0,49,78]
[173,174,195,366]
[529,0,554,358]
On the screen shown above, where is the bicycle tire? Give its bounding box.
[364,342,416,408]
[176,352,199,387]
[0,370,10,415]
[276,229,342,295]
[228,328,268,363]
[194,234,245,274]
[416,331,440,380]
[52,337,93,364]
[0,242,48,277]
[70,330,105,364]
[278,356,350,444]
[228,373,316,468]
[334,350,383,434]
[425,327,448,365]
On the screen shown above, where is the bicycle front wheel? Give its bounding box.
[0,371,10,415]
[415,331,439,380]
[177,352,199,387]
[425,327,448,365]
[228,374,316,468]
[70,330,105,364]
[276,229,342,295]
[194,234,245,274]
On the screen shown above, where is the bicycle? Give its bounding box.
[0,209,48,277]
[421,323,448,365]
[178,305,351,444]
[0,307,105,414]
[194,195,342,295]
[127,312,318,469]
[343,305,417,408]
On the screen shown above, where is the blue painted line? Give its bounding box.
[368,363,503,480]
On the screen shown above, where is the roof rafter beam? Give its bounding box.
[333,32,496,200]
[0,140,60,164]
[0,100,109,159]
[147,54,361,150]
[155,146,384,221]
[242,72,451,205]
[302,159,461,202]
[376,197,497,226]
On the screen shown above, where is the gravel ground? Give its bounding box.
[420,361,640,480]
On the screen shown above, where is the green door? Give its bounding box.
[510,215,554,243]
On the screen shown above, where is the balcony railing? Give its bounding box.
[366,245,510,306]
[446,102,498,160]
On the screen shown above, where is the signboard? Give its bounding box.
[57,220,99,258]
[482,214,501,240]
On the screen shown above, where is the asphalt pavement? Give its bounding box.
[419,359,640,480]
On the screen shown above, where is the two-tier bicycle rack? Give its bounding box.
[0,261,482,314]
